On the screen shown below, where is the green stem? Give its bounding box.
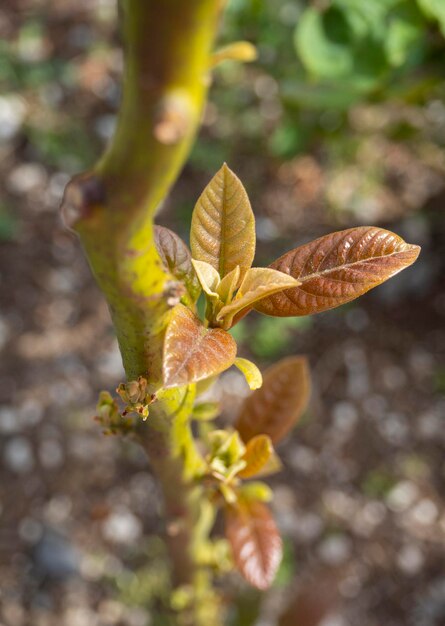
[61,1,224,624]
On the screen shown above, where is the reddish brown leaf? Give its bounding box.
[163,305,237,388]
[235,356,310,444]
[225,499,282,590]
[254,227,420,317]
[154,225,201,302]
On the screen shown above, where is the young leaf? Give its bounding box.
[191,259,221,299]
[239,481,273,503]
[211,41,258,67]
[163,305,237,388]
[238,434,273,479]
[225,499,282,590]
[254,227,420,317]
[190,163,256,280]
[154,225,201,303]
[253,452,283,479]
[235,356,310,444]
[217,268,300,327]
[234,357,263,390]
[217,266,241,304]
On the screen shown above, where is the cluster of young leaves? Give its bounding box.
[94,377,156,435]
[159,163,419,390]
[152,163,419,589]
[294,0,445,94]
[196,356,310,590]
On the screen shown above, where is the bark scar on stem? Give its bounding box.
[153,91,193,145]
[60,172,106,230]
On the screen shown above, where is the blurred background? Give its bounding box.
[0,1,444,625]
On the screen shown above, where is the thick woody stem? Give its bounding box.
[62,1,223,624]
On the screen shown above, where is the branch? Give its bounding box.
[61,1,224,623]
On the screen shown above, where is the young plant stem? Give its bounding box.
[62,1,224,623]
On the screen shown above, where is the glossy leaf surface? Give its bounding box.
[154,225,201,302]
[255,227,420,317]
[190,164,255,280]
[163,305,237,388]
[225,499,282,590]
[238,434,273,479]
[235,356,310,444]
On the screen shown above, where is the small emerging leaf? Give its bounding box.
[225,499,282,590]
[255,227,420,317]
[209,429,246,468]
[154,225,201,303]
[217,266,241,304]
[190,164,256,280]
[218,267,300,327]
[234,357,263,390]
[238,435,273,479]
[235,356,311,444]
[211,41,258,67]
[239,481,273,503]
[163,305,237,388]
[191,259,221,300]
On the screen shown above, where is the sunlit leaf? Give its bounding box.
[234,357,263,390]
[255,227,420,317]
[211,41,258,67]
[154,225,201,303]
[225,499,282,590]
[163,305,237,388]
[191,259,221,300]
[190,163,256,280]
[238,435,273,479]
[217,268,300,327]
[217,266,241,304]
[235,356,311,444]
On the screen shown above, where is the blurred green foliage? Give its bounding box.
[231,315,312,359]
[195,0,445,170]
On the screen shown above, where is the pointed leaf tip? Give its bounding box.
[163,305,237,388]
[190,165,256,280]
[234,357,263,390]
[255,227,420,317]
